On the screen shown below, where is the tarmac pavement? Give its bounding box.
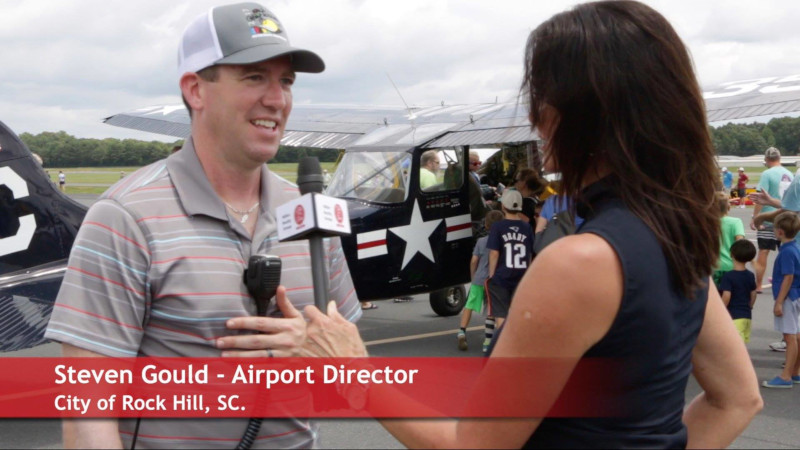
[0,198,798,448]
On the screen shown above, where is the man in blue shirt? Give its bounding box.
[722,167,733,193]
[751,148,794,293]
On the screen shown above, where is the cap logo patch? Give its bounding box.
[246,8,281,37]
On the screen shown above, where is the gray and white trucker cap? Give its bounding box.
[178,2,324,75]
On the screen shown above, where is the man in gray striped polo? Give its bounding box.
[44,3,361,448]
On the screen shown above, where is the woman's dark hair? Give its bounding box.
[522,0,719,297]
[516,168,547,198]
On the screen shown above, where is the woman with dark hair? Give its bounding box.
[299,1,762,447]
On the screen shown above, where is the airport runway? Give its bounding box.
[1,197,798,448]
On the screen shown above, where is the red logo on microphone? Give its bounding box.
[334,204,344,225]
[294,205,305,226]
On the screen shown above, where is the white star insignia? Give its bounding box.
[389,200,442,270]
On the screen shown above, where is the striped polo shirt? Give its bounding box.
[45,138,361,448]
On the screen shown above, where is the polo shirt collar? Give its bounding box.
[167,137,272,222]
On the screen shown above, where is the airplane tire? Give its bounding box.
[429,285,466,317]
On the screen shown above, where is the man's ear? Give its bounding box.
[180,73,203,113]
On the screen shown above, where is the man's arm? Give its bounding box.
[753,208,783,228]
[61,344,122,449]
[721,290,731,306]
[748,189,782,209]
[750,203,763,230]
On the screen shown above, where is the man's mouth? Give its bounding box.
[251,119,277,130]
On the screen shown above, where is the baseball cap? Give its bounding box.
[501,190,523,212]
[765,147,781,159]
[721,167,728,171]
[738,167,745,171]
[178,2,324,76]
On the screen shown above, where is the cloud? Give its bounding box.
[0,0,797,141]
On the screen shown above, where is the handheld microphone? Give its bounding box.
[243,254,282,316]
[297,157,325,195]
[296,157,329,312]
[238,254,281,450]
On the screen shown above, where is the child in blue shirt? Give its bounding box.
[487,190,534,330]
[763,212,800,388]
[719,239,757,343]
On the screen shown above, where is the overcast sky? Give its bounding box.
[1,0,798,142]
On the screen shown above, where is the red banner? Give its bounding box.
[0,357,623,418]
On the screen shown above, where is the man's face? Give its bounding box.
[197,56,295,166]
[469,155,480,172]
[428,154,441,172]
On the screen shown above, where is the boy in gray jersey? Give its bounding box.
[457,210,504,351]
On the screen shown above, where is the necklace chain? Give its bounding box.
[223,201,260,224]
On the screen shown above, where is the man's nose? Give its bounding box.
[261,81,288,110]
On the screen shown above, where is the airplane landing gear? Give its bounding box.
[429,285,466,316]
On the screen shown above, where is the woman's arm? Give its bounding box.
[304,233,624,448]
[535,216,548,233]
[684,285,762,448]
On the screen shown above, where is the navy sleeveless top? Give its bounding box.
[507,179,708,448]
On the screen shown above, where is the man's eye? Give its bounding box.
[246,74,263,81]
[281,77,295,87]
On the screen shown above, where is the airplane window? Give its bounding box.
[420,148,464,192]
[326,151,410,203]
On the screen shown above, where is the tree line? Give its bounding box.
[19,131,338,167]
[710,117,800,156]
[18,116,800,167]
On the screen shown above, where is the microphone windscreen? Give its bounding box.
[297,157,324,195]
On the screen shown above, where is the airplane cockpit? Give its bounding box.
[326,150,411,204]
[326,147,466,204]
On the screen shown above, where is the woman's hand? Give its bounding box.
[302,301,368,358]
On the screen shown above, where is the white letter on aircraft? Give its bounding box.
[0,167,37,257]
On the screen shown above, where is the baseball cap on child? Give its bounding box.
[178,2,324,76]
[501,190,523,212]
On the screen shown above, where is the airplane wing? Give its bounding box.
[106,74,800,146]
[104,102,537,149]
[703,75,800,122]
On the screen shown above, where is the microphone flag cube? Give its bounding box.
[276,193,351,242]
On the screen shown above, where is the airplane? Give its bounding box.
[2,74,800,351]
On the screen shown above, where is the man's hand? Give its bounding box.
[749,189,781,209]
[217,286,307,357]
[774,301,783,317]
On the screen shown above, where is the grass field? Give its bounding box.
[45,163,765,196]
[47,162,337,195]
